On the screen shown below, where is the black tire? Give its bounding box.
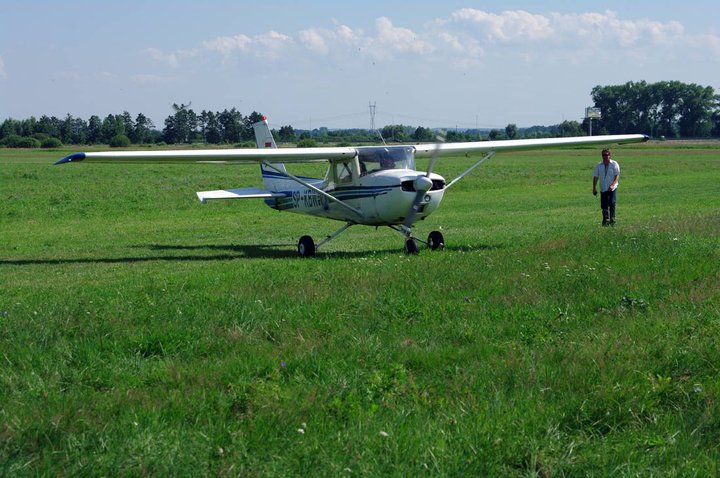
[427,230,445,250]
[404,238,420,255]
[298,235,315,257]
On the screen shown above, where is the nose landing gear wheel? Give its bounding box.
[298,235,315,257]
[427,230,445,250]
[404,238,420,255]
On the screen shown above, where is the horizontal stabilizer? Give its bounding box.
[196,187,285,204]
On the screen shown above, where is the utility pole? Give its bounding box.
[369,101,386,144]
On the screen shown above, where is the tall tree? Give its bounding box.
[200,110,222,144]
[557,120,582,137]
[120,112,134,139]
[87,115,102,144]
[60,114,88,144]
[380,124,407,142]
[163,103,197,143]
[676,83,715,137]
[133,113,155,144]
[413,126,434,142]
[278,125,296,142]
[0,118,21,140]
[218,108,243,143]
[712,106,720,137]
[36,115,62,138]
[100,114,122,143]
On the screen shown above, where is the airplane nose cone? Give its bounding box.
[413,175,433,193]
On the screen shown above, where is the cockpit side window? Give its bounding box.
[335,161,353,184]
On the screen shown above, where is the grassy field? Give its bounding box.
[1,142,719,475]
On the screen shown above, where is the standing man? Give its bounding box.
[592,148,620,226]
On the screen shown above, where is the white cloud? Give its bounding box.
[435,8,720,68]
[288,18,435,62]
[299,29,328,54]
[374,17,434,55]
[203,30,292,59]
[203,34,252,55]
[0,55,7,79]
[449,9,694,49]
[696,33,720,59]
[144,47,198,67]
[450,9,553,42]
[199,18,432,61]
[255,30,293,57]
[297,24,364,56]
[145,48,179,67]
[146,9,720,71]
[336,24,363,45]
[547,10,685,47]
[130,74,174,85]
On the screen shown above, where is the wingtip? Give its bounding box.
[54,152,86,165]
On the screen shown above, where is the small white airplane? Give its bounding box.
[55,117,648,256]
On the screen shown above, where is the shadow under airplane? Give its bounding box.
[0,242,497,266]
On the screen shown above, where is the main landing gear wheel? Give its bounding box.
[404,238,420,255]
[298,235,315,257]
[427,230,445,250]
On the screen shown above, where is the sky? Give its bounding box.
[1,1,719,130]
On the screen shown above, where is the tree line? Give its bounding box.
[0,103,267,148]
[1,81,718,148]
[376,120,587,143]
[0,112,158,148]
[590,81,719,138]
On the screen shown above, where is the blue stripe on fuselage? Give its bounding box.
[262,184,398,210]
[261,170,322,182]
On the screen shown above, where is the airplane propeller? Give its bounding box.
[401,133,446,253]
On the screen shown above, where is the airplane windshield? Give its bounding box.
[358,146,415,174]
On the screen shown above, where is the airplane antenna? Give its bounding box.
[369,101,386,145]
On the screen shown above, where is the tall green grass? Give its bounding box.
[1,143,719,475]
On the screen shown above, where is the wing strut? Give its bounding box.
[315,221,355,251]
[444,151,496,190]
[260,161,364,218]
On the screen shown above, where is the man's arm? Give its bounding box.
[593,176,598,195]
[609,175,619,191]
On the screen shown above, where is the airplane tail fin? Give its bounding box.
[253,117,278,149]
[253,117,288,191]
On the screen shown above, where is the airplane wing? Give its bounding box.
[412,134,648,157]
[55,134,648,165]
[54,147,358,165]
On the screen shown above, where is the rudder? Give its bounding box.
[253,117,288,191]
